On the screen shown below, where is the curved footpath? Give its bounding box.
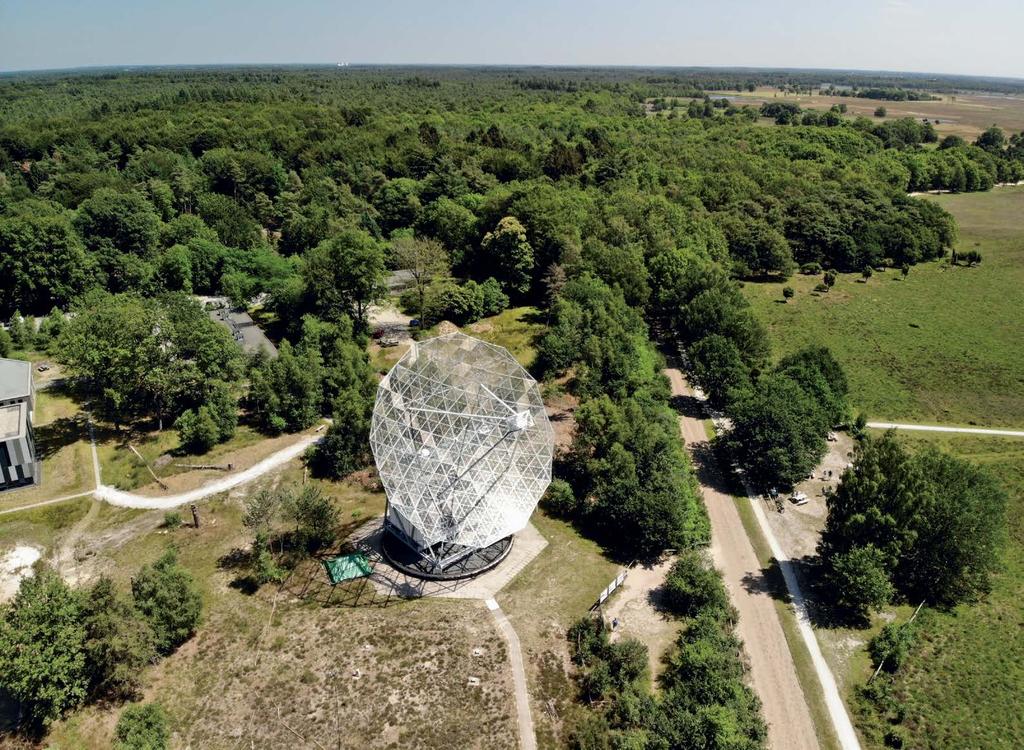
[666,367,836,750]
[93,434,321,509]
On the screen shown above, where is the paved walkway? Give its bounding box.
[666,367,822,750]
[867,421,1024,438]
[487,598,536,750]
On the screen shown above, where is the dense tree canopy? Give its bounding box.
[56,292,243,428]
[819,432,1007,615]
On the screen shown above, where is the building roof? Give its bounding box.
[0,359,32,402]
[0,402,26,440]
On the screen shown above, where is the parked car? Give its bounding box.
[409,318,421,328]
[790,491,809,506]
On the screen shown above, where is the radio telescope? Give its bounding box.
[370,332,553,579]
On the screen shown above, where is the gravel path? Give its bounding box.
[486,598,536,750]
[867,421,1024,437]
[94,434,321,509]
[666,367,823,750]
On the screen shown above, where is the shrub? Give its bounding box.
[251,531,285,585]
[541,478,579,518]
[662,551,731,619]
[81,578,156,701]
[174,407,219,454]
[131,548,202,655]
[824,545,894,620]
[162,511,182,530]
[114,703,169,750]
[800,262,822,275]
[0,569,88,726]
[286,485,339,551]
[782,286,794,301]
[478,276,510,317]
[869,621,917,673]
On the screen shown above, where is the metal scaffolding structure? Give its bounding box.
[370,332,554,578]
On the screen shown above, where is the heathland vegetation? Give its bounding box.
[1,66,1022,747]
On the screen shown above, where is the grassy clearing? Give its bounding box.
[743,186,1024,427]
[700,88,1024,139]
[370,305,544,375]
[95,423,266,491]
[464,306,545,369]
[46,473,513,749]
[498,512,619,750]
[740,187,1024,747]
[850,432,1024,749]
[0,497,92,552]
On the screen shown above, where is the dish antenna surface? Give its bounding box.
[370,332,553,578]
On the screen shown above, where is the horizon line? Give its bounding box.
[1,61,1023,84]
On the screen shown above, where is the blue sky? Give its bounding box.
[1,0,1022,78]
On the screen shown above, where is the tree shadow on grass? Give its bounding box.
[33,415,88,459]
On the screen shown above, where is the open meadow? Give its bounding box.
[703,87,1024,139]
[848,431,1024,749]
[743,186,1024,428]
[741,184,1024,748]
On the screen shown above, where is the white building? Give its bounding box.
[0,358,39,492]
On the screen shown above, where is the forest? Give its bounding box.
[0,66,1019,748]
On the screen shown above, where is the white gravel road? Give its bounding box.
[94,434,321,509]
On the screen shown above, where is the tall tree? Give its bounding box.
[0,569,88,726]
[303,229,387,328]
[391,236,450,317]
[479,216,534,297]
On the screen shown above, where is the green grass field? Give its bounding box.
[741,186,1024,748]
[854,432,1024,749]
[743,186,1024,428]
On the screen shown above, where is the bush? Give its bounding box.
[824,545,894,620]
[662,551,731,619]
[81,578,156,701]
[162,511,182,530]
[286,485,339,551]
[115,703,170,750]
[131,548,202,655]
[800,262,822,275]
[478,276,510,317]
[869,621,917,674]
[541,478,579,517]
[174,407,219,454]
[251,531,285,585]
[0,569,88,726]
[782,286,794,301]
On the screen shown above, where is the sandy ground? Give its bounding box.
[601,557,679,682]
[0,545,42,602]
[665,367,820,750]
[762,433,855,562]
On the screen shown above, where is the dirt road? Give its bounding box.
[665,367,819,750]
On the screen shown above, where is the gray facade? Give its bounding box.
[0,359,39,493]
